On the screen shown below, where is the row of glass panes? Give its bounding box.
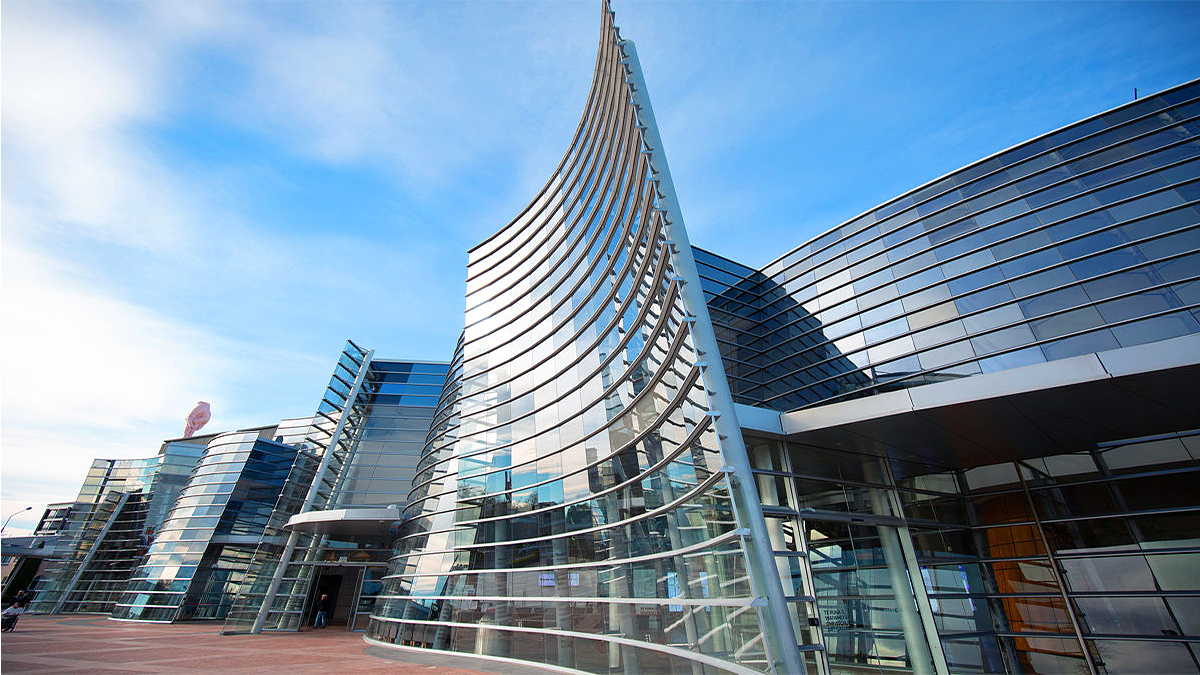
[760,83,1200,282]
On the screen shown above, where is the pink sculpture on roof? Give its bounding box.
[184,401,212,438]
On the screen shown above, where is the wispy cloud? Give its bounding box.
[2,3,191,253]
[0,1,597,533]
[4,0,1197,537]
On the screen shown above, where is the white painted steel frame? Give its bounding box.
[371,6,794,673]
[250,348,375,634]
[617,34,808,675]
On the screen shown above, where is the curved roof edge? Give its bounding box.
[761,76,1200,272]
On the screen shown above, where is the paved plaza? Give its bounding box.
[0,614,548,675]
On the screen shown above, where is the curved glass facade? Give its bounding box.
[112,432,300,621]
[701,80,1200,412]
[11,6,1198,675]
[366,6,797,674]
[358,4,1200,674]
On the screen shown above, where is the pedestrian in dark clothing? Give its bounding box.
[313,594,330,628]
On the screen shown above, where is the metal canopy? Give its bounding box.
[283,507,402,538]
[773,333,1200,470]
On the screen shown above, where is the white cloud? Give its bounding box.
[0,1,590,529]
[0,3,194,252]
[0,237,243,535]
[1,243,234,431]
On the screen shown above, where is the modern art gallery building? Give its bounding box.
[12,4,1200,675]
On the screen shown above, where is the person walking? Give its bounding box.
[312,594,330,629]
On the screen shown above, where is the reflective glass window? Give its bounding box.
[1047,210,1116,243]
[1148,553,1200,591]
[1040,329,1120,360]
[1008,265,1078,299]
[918,340,976,369]
[940,248,996,279]
[963,303,1024,334]
[911,320,968,350]
[1101,437,1194,473]
[1137,225,1200,262]
[1094,287,1179,323]
[948,267,1005,297]
[1110,312,1199,347]
[1019,285,1091,317]
[1030,307,1106,340]
[1075,595,1176,634]
[955,285,1015,314]
[970,325,1034,356]
[1155,252,1200,284]
[1107,188,1186,223]
[1022,453,1101,484]
[1000,247,1064,282]
[992,230,1053,260]
[895,265,944,294]
[1094,173,1168,206]
[1122,206,1198,242]
[1070,247,1148,282]
[1059,556,1156,592]
[1045,516,1138,554]
[1059,227,1130,260]
[978,345,1045,373]
[1089,640,1198,674]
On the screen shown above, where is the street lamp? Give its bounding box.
[1,506,33,534]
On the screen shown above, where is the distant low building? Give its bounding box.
[13,345,448,629]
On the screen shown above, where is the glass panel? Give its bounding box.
[1101,438,1194,473]
[1089,639,1199,674]
[1030,307,1106,340]
[1060,555,1156,592]
[970,324,1035,356]
[1167,597,1200,635]
[978,346,1045,373]
[1040,329,1120,360]
[1111,312,1200,348]
[1044,517,1137,554]
[1131,511,1200,549]
[1148,553,1200,591]
[1014,636,1089,675]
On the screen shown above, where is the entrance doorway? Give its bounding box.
[306,570,348,629]
[303,564,387,631]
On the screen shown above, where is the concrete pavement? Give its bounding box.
[0,614,559,675]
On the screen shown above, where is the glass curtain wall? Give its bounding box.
[748,429,1200,675]
[220,343,375,632]
[367,5,784,675]
[335,360,449,505]
[111,433,299,621]
[29,444,203,615]
[708,80,1200,412]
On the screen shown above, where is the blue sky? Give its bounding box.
[2,1,1198,534]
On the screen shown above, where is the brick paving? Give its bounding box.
[0,614,548,675]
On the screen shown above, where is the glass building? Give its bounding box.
[27,441,206,615]
[219,344,451,633]
[110,431,303,621]
[362,4,1200,675]
[6,4,1198,675]
[365,3,793,671]
[15,344,449,630]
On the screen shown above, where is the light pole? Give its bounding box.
[1,506,33,534]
